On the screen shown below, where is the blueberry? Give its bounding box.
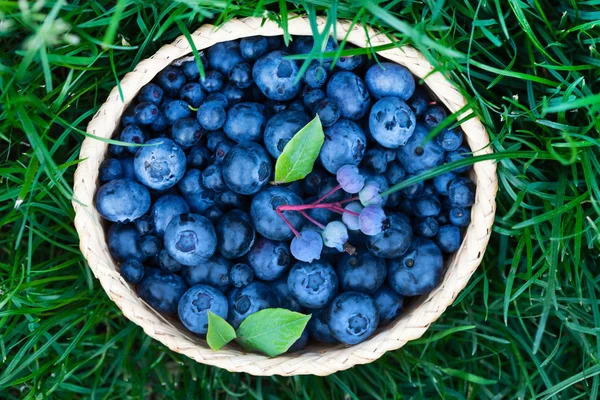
[273,278,303,312]
[399,177,424,199]
[187,145,211,169]
[179,82,205,108]
[365,62,415,100]
[414,217,440,238]
[263,110,311,158]
[178,169,217,213]
[397,124,445,175]
[223,102,266,143]
[134,102,159,125]
[138,83,164,105]
[216,190,248,211]
[96,179,150,223]
[227,281,278,328]
[423,105,448,130]
[362,148,389,174]
[221,142,272,195]
[253,50,301,101]
[135,215,154,236]
[216,210,255,259]
[319,119,367,174]
[108,223,145,262]
[290,36,314,55]
[247,237,291,281]
[446,146,472,173]
[181,57,208,80]
[151,194,190,237]
[326,72,370,120]
[327,292,379,345]
[109,143,127,158]
[221,82,246,106]
[358,205,387,236]
[303,169,327,196]
[158,249,182,272]
[436,128,463,151]
[229,62,253,88]
[163,99,192,124]
[337,251,386,294]
[205,130,228,152]
[336,54,364,71]
[288,329,309,352]
[322,221,349,252]
[358,176,389,207]
[150,111,169,133]
[99,158,123,183]
[120,125,147,154]
[450,207,471,227]
[178,284,228,335]
[307,308,338,343]
[202,163,227,193]
[303,62,328,88]
[164,213,217,265]
[133,138,186,190]
[200,70,224,93]
[367,212,413,258]
[120,260,145,284]
[138,269,188,314]
[290,229,324,263]
[369,97,416,148]
[141,235,162,258]
[312,98,340,127]
[230,263,254,288]
[384,161,406,186]
[207,40,244,75]
[448,177,475,207]
[433,171,457,195]
[436,225,462,253]
[413,194,442,218]
[288,100,305,112]
[204,92,228,109]
[182,254,231,292]
[250,187,304,241]
[204,205,224,224]
[156,66,186,96]
[303,88,326,111]
[318,177,346,202]
[373,285,403,324]
[342,202,363,231]
[288,261,338,309]
[240,36,270,61]
[305,204,336,226]
[171,117,203,149]
[121,107,137,127]
[388,237,443,296]
[196,102,226,131]
[408,87,429,116]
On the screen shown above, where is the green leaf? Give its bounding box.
[206,311,236,351]
[236,309,311,357]
[273,115,324,184]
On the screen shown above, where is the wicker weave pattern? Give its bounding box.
[72,15,497,376]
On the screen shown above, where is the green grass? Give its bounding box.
[1,0,600,398]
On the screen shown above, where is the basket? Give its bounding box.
[72,15,498,376]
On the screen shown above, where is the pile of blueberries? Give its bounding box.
[95,35,475,350]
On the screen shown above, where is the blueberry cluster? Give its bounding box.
[95,35,475,351]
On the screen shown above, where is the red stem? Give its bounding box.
[299,211,325,229]
[338,196,360,205]
[312,184,342,205]
[276,209,300,238]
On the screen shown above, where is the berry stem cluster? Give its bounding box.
[275,185,357,237]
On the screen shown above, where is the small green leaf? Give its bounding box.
[236,309,311,357]
[274,115,324,184]
[206,311,236,351]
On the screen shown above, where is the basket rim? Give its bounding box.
[72,15,498,376]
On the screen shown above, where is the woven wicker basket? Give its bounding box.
[72,15,497,376]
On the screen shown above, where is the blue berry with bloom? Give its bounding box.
[336,164,365,194]
[291,230,323,263]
